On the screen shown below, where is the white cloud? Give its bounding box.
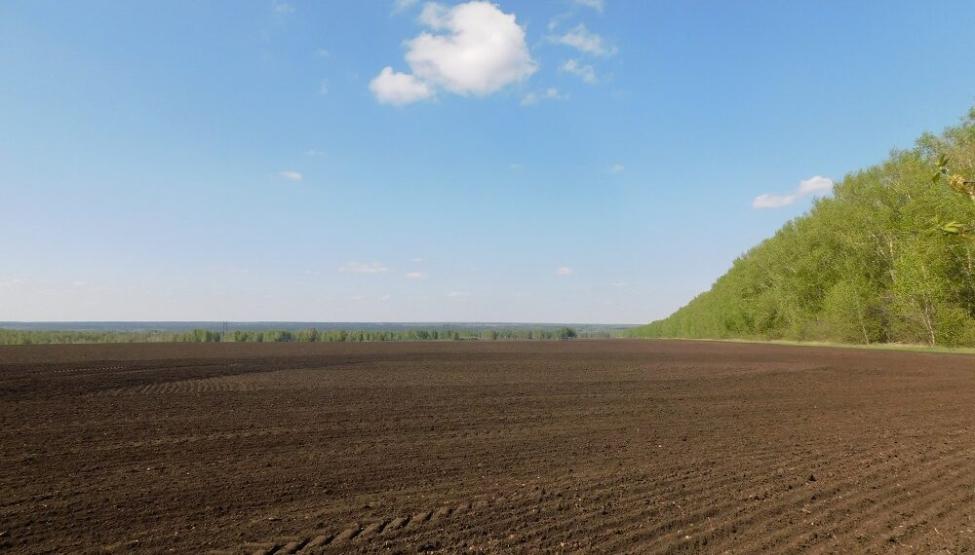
[409,1,536,94]
[555,24,616,56]
[393,0,420,13]
[318,80,329,95]
[561,59,597,84]
[410,257,425,263]
[372,1,537,105]
[573,0,605,11]
[315,48,330,58]
[797,175,834,195]
[547,13,569,32]
[339,261,389,274]
[556,266,573,276]
[404,271,427,279]
[305,148,326,157]
[272,0,294,14]
[370,67,435,105]
[417,3,446,26]
[379,294,392,302]
[279,170,303,181]
[609,163,624,174]
[447,290,470,297]
[752,194,795,208]
[521,87,566,106]
[752,176,834,209]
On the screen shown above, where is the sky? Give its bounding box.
[3,0,975,324]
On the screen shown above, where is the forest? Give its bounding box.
[0,326,583,345]
[632,108,975,346]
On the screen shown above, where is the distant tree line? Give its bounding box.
[0,326,581,346]
[632,108,975,346]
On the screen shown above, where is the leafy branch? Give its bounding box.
[932,154,975,235]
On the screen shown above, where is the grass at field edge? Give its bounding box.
[633,336,975,356]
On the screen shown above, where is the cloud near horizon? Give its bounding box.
[339,261,389,273]
[752,176,834,209]
[370,1,536,105]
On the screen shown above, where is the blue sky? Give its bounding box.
[2,0,975,323]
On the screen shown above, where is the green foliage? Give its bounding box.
[0,326,585,346]
[632,109,975,346]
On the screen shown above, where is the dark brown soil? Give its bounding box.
[1,339,973,554]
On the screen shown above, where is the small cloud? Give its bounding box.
[379,294,392,302]
[611,281,627,288]
[392,0,419,13]
[546,12,570,32]
[305,148,326,157]
[556,266,573,276]
[410,257,425,263]
[339,261,389,274]
[573,0,605,11]
[555,24,616,56]
[521,87,566,106]
[279,170,303,181]
[315,48,331,58]
[752,176,834,209]
[318,80,329,95]
[609,163,624,174]
[509,162,524,170]
[272,0,294,14]
[0,278,24,288]
[797,175,834,195]
[447,290,470,297]
[561,59,597,84]
[752,193,797,209]
[370,67,435,105]
[404,271,427,279]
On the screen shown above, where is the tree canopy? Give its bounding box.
[632,108,975,346]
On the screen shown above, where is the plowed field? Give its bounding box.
[1,340,973,553]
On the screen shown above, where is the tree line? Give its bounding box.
[0,326,581,346]
[632,108,975,346]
